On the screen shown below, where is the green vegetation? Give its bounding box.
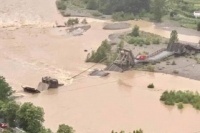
[172,61,176,65]
[147,65,155,72]
[0,76,13,102]
[147,83,154,88]
[111,129,143,133]
[56,0,67,10]
[198,22,200,31]
[131,25,139,37]
[112,12,135,21]
[177,102,184,109]
[173,70,179,74]
[169,30,179,44]
[125,25,165,46]
[86,40,111,63]
[160,90,200,110]
[65,18,79,26]
[81,18,88,24]
[84,0,150,15]
[166,0,200,30]
[0,76,73,133]
[57,124,75,133]
[151,0,167,22]
[118,40,124,49]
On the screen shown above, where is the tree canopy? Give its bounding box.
[84,0,150,15]
[57,124,75,133]
[17,102,44,133]
[0,76,13,101]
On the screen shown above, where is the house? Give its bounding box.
[194,11,200,18]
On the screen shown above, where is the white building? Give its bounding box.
[194,11,200,18]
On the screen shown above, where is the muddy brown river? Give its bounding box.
[1,0,200,133]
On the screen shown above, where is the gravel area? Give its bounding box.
[103,22,131,30]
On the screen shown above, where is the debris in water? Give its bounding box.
[89,69,110,77]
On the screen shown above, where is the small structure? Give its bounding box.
[194,11,200,18]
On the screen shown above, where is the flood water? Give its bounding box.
[1,0,200,133]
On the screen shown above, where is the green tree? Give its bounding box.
[151,0,166,22]
[177,102,184,109]
[17,102,44,133]
[57,124,74,133]
[0,76,13,101]
[1,101,20,127]
[2,130,12,133]
[169,30,179,44]
[56,0,67,10]
[131,25,139,37]
[86,0,98,10]
[39,127,53,133]
[118,40,124,49]
[198,22,200,31]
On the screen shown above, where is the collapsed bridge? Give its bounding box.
[105,42,200,72]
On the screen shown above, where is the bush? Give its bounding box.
[86,40,111,63]
[152,38,160,44]
[65,18,79,26]
[147,83,154,88]
[56,0,66,10]
[112,12,135,21]
[197,22,200,31]
[160,90,200,110]
[172,61,176,65]
[131,25,139,37]
[145,39,150,45]
[177,103,184,109]
[86,0,98,10]
[173,70,179,74]
[81,18,88,24]
[91,11,102,17]
[147,65,154,72]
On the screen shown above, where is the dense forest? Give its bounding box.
[83,0,150,15]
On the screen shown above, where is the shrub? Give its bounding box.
[173,70,179,74]
[128,38,136,44]
[198,22,200,31]
[147,65,154,72]
[145,39,150,45]
[112,12,135,21]
[160,90,200,110]
[56,0,66,10]
[81,18,88,24]
[92,11,102,17]
[65,18,79,26]
[172,61,176,65]
[177,103,184,109]
[152,38,160,44]
[147,83,154,88]
[131,25,139,37]
[86,40,111,63]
